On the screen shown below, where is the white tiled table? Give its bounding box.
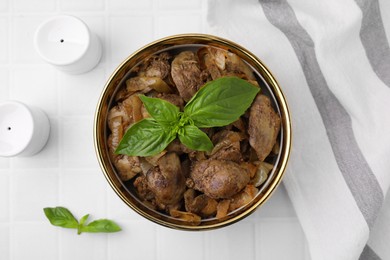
[0,0,309,259]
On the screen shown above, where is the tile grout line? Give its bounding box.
[202,231,207,260]
[7,165,13,260]
[155,224,160,260]
[7,2,14,256]
[256,219,262,259]
[56,72,63,260]
[252,222,257,260]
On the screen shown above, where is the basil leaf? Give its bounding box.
[80,219,122,233]
[115,118,175,157]
[77,214,90,234]
[178,125,213,152]
[139,95,180,124]
[44,206,122,235]
[184,76,260,128]
[43,207,79,229]
[79,214,89,226]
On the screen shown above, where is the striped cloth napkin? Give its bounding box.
[206,0,390,259]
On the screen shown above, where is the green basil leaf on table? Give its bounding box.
[44,206,122,235]
[178,125,214,152]
[184,76,260,128]
[43,206,79,229]
[80,219,122,233]
[139,95,179,124]
[115,118,175,157]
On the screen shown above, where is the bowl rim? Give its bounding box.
[94,33,292,230]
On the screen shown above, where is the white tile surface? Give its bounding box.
[59,170,107,217]
[0,224,10,260]
[0,0,308,259]
[11,15,50,63]
[12,222,59,260]
[12,0,56,12]
[156,0,202,10]
[59,66,106,116]
[60,117,98,168]
[0,175,9,221]
[0,17,8,63]
[11,169,59,221]
[60,230,107,260]
[157,228,205,260]
[11,67,58,116]
[0,69,9,102]
[106,187,141,220]
[109,15,154,64]
[108,0,153,11]
[107,220,157,260]
[59,0,104,11]
[0,157,9,169]
[0,0,8,11]
[155,14,203,38]
[205,222,256,260]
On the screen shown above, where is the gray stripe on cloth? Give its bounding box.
[359,245,382,260]
[355,0,390,87]
[258,0,383,228]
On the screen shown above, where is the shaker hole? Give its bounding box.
[60,39,64,43]
[7,127,11,131]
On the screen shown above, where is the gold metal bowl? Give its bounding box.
[94,34,291,230]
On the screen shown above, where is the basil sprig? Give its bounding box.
[115,76,260,157]
[43,207,121,235]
